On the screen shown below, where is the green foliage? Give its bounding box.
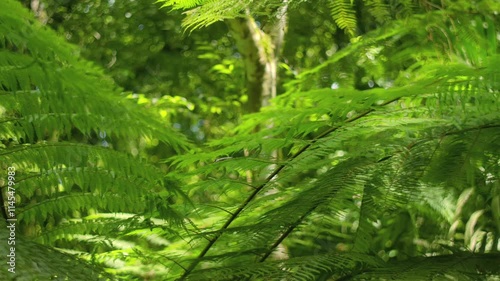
[157,0,291,31]
[0,219,110,281]
[158,0,248,30]
[167,55,500,279]
[0,0,189,279]
[156,1,500,280]
[27,0,243,143]
[328,0,357,36]
[1,0,499,280]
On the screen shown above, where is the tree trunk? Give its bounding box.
[30,0,48,24]
[226,2,288,113]
[226,3,289,261]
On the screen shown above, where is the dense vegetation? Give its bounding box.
[1,0,499,280]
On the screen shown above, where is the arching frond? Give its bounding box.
[0,1,189,278]
[0,220,111,280]
[328,0,358,36]
[365,0,390,24]
[165,8,500,278]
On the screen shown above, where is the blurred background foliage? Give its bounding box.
[19,0,423,142]
[22,0,244,144]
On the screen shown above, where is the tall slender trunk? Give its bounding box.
[226,3,289,260]
[226,4,288,181]
[226,2,288,113]
[30,0,48,24]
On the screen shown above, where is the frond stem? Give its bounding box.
[257,122,500,266]
[176,97,400,280]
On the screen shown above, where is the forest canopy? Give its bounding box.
[1,0,499,280]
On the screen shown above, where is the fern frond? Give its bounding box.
[0,142,184,226]
[351,252,500,280]
[170,49,500,279]
[393,0,415,18]
[187,252,383,281]
[158,0,291,31]
[364,0,390,24]
[328,0,358,36]
[0,0,190,152]
[0,221,110,280]
[0,2,191,278]
[157,0,206,10]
